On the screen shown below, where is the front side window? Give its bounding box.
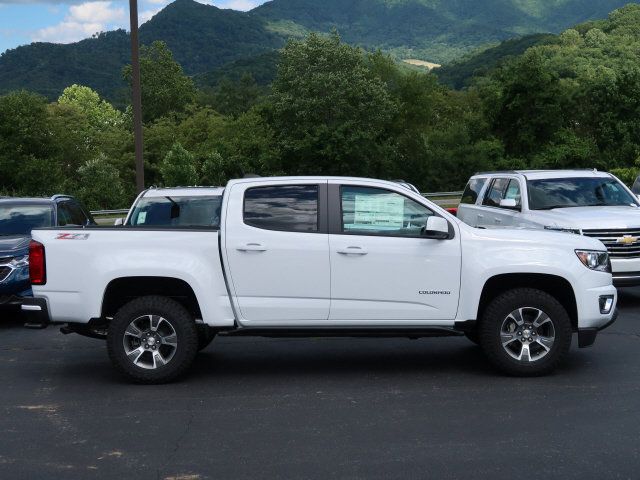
[482,178,510,207]
[460,178,487,205]
[244,185,318,232]
[129,195,223,228]
[528,177,638,210]
[341,186,434,237]
[0,204,53,235]
[503,180,522,207]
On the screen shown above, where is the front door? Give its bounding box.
[224,181,330,323]
[328,183,461,322]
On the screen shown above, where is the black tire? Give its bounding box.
[479,288,572,376]
[107,296,198,384]
[196,325,216,351]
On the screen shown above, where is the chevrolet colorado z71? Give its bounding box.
[22,177,617,383]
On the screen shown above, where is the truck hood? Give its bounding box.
[528,206,640,230]
[0,235,30,256]
[463,224,605,251]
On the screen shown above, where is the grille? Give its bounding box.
[0,266,11,282]
[582,228,640,259]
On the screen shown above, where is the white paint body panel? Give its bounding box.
[32,176,617,332]
[222,180,330,323]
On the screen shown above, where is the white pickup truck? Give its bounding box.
[458,169,640,286]
[22,176,617,383]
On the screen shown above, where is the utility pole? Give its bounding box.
[129,0,145,193]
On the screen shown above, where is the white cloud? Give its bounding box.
[32,1,127,44]
[139,7,161,23]
[221,0,261,10]
[199,0,262,11]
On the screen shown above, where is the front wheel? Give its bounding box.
[479,288,572,376]
[107,296,198,384]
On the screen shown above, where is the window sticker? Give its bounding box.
[350,194,404,230]
[138,211,147,224]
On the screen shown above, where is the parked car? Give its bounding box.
[458,169,640,286]
[23,176,616,383]
[0,195,95,308]
[632,174,640,197]
[115,186,224,228]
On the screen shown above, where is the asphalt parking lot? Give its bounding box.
[1,291,640,480]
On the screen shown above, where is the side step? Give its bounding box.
[219,326,464,339]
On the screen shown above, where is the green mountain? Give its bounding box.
[435,33,556,89]
[0,0,634,101]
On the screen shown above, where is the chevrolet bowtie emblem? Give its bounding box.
[617,235,638,245]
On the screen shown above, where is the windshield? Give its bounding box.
[527,177,638,210]
[0,204,53,235]
[128,195,222,228]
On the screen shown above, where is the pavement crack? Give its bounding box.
[157,409,195,480]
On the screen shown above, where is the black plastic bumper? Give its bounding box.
[20,297,51,329]
[612,272,640,287]
[577,308,618,348]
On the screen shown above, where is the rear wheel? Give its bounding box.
[107,296,198,384]
[479,288,572,376]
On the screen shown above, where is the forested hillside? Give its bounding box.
[2,4,640,210]
[0,0,633,101]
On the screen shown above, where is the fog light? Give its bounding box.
[599,295,614,314]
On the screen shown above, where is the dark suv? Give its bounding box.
[0,195,95,308]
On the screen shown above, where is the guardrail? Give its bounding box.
[90,191,464,217]
[91,209,129,216]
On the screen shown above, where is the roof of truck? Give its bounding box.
[473,169,611,180]
[141,186,225,198]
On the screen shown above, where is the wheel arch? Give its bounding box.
[477,273,578,331]
[101,276,203,320]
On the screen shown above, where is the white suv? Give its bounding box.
[458,169,640,286]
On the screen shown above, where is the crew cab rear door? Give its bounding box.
[222,180,330,323]
[327,181,461,322]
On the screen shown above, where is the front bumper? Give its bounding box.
[20,297,51,329]
[578,307,618,348]
[612,271,640,287]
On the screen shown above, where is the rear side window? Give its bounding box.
[244,185,318,232]
[482,178,510,207]
[58,202,87,226]
[460,178,487,205]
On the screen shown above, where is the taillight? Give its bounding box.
[29,240,46,285]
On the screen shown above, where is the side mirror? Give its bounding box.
[114,218,124,226]
[422,216,450,240]
[499,198,518,209]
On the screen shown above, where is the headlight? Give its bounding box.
[9,255,29,268]
[575,250,611,273]
[545,226,581,234]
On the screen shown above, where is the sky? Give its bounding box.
[0,0,268,54]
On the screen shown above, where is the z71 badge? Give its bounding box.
[55,233,90,240]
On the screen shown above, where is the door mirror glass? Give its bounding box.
[114,217,124,226]
[422,216,449,239]
[499,198,518,209]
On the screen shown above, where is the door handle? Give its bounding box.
[337,246,368,255]
[237,243,267,252]
[494,218,502,224]
[477,214,484,219]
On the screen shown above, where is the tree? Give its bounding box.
[123,41,196,122]
[159,142,198,186]
[76,154,127,210]
[266,32,397,177]
[58,84,125,130]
